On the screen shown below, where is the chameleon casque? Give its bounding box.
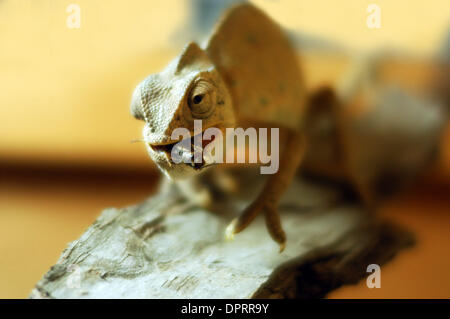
[129,3,440,251]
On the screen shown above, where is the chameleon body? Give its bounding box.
[131,3,306,250]
[205,3,307,130]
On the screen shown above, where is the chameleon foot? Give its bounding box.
[225,201,286,252]
[225,200,262,241]
[264,204,286,252]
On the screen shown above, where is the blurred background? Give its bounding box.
[0,0,449,298]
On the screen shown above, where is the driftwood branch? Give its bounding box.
[30,172,413,299]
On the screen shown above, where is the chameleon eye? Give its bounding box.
[188,79,216,118]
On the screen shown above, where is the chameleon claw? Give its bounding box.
[278,242,286,253]
[225,220,237,241]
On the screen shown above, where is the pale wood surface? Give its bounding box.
[29,171,413,298]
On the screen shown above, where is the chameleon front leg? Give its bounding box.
[176,177,213,208]
[174,168,239,209]
[225,130,306,252]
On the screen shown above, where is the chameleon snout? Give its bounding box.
[146,133,217,180]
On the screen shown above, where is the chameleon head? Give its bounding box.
[130,42,236,180]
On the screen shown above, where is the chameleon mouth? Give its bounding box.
[149,133,217,170]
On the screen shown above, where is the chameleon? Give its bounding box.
[130,3,306,251]
[129,3,443,251]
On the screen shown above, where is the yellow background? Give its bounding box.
[1,0,449,168]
